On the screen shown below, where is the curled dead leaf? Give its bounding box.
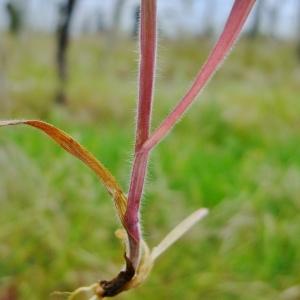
[0,120,127,224]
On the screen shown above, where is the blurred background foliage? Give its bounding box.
[0,0,300,299]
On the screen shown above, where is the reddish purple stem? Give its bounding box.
[125,0,256,268]
[125,0,157,267]
[142,0,256,153]
[135,0,157,151]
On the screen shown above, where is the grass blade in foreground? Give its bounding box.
[151,208,209,261]
[128,208,209,289]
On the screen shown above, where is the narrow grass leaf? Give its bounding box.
[151,208,209,261]
[142,0,256,152]
[0,119,127,224]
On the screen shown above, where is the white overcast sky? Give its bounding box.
[0,0,298,39]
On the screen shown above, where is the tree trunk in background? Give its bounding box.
[132,4,140,38]
[111,0,125,38]
[181,0,195,11]
[105,0,126,54]
[203,0,215,37]
[6,0,22,35]
[248,0,264,39]
[297,0,300,60]
[56,0,77,104]
[268,1,281,39]
[0,40,7,110]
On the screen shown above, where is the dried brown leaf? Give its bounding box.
[0,120,127,224]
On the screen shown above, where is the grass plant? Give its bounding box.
[2,1,300,299]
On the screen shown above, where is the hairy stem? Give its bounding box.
[126,0,157,267]
[125,0,255,269]
[135,0,157,151]
[141,0,256,153]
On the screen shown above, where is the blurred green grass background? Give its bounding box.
[0,35,300,299]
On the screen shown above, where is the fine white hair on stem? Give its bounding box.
[151,208,209,261]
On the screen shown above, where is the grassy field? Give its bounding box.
[0,35,300,299]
